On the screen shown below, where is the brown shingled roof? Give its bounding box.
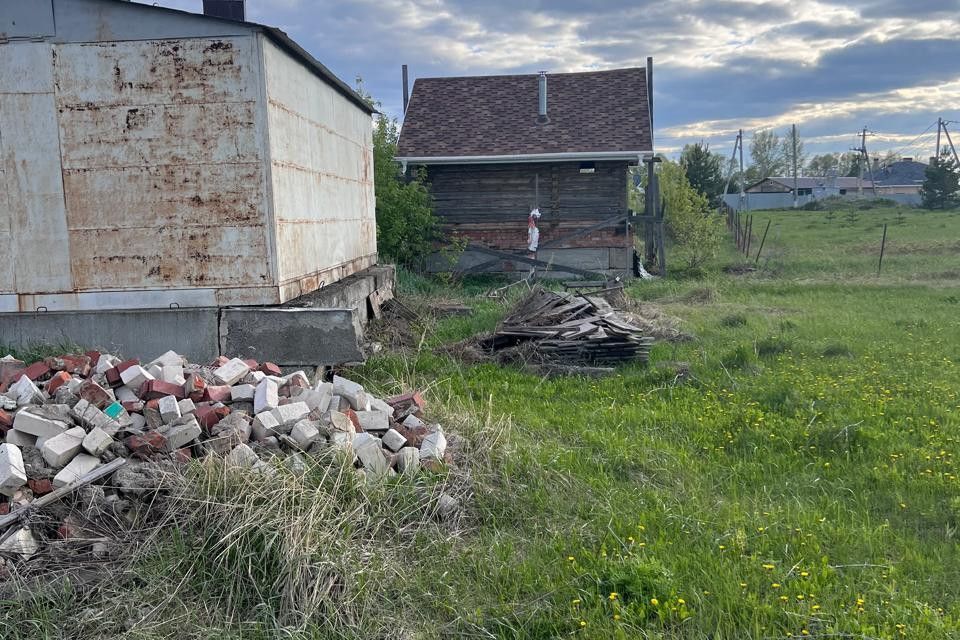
[396,68,652,159]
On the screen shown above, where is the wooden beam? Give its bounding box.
[465,244,610,280]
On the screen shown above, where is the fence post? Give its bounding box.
[878,223,888,275]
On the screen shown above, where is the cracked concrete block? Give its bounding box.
[270,402,310,428]
[353,433,389,477]
[5,429,36,448]
[120,365,154,389]
[355,410,389,433]
[251,411,282,441]
[420,429,447,462]
[396,447,419,476]
[163,416,201,451]
[230,384,256,402]
[177,398,196,416]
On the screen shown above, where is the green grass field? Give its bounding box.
[356,207,960,639]
[4,207,959,639]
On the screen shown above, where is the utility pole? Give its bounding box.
[936,117,943,161]
[943,121,960,167]
[792,123,799,208]
[850,127,876,197]
[738,128,745,212]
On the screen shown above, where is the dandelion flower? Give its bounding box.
[677,598,685,605]
[772,583,781,589]
[800,571,809,577]
[572,599,581,605]
[614,614,620,621]
[650,598,660,606]
[580,620,586,628]
[567,556,575,562]
[763,563,775,570]
[609,592,618,601]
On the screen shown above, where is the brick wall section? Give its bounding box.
[445,221,632,251]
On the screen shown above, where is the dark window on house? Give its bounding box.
[579,162,596,174]
[797,188,812,196]
[839,189,847,195]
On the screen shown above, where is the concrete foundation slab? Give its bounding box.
[220,308,363,366]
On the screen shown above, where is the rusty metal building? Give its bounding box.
[0,0,377,313]
[396,68,653,278]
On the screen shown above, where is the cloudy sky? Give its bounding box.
[144,0,959,161]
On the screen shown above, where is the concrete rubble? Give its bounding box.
[0,350,454,561]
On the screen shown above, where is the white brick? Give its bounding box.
[115,385,140,403]
[148,350,185,368]
[9,375,43,406]
[82,427,114,457]
[333,375,367,411]
[177,398,196,415]
[120,365,154,389]
[270,402,310,427]
[327,410,356,434]
[95,354,120,375]
[230,384,256,402]
[353,433,389,477]
[290,420,320,448]
[295,388,332,412]
[41,427,86,468]
[402,414,425,429]
[147,364,163,380]
[164,416,201,451]
[369,397,395,417]
[382,428,408,452]
[13,409,68,438]
[396,447,420,476]
[254,378,279,414]
[160,365,185,385]
[214,358,250,386]
[158,395,182,424]
[225,443,260,468]
[0,527,38,559]
[0,443,28,497]
[243,370,266,385]
[5,429,36,448]
[53,453,101,488]
[420,429,447,462]
[355,410,389,432]
[251,411,282,441]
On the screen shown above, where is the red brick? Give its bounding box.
[172,447,193,464]
[387,391,426,410]
[84,350,101,366]
[28,478,53,496]
[122,401,144,413]
[0,503,8,516]
[79,379,113,408]
[23,361,51,381]
[105,367,123,388]
[45,354,92,377]
[125,431,168,457]
[0,409,13,431]
[0,358,25,392]
[201,385,232,403]
[46,371,73,395]
[260,362,282,376]
[242,359,259,370]
[212,356,229,367]
[140,379,186,401]
[115,359,139,373]
[144,398,161,411]
[195,404,230,431]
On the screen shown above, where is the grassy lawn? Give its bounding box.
[3,207,958,639]
[355,207,960,639]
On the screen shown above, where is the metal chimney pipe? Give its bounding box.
[402,65,409,113]
[538,71,548,123]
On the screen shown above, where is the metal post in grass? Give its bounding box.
[755,218,771,265]
[745,215,754,256]
[878,223,888,275]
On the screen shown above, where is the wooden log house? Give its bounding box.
[396,66,654,278]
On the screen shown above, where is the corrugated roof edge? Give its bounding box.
[103,0,375,114]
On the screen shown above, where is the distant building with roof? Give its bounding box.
[396,67,654,277]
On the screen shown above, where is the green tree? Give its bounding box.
[372,116,437,267]
[680,141,724,203]
[806,153,839,177]
[749,129,785,181]
[656,159,724,269]
[920,148,960,210]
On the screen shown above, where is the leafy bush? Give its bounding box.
[658,160,725,269]
[373,116,437,268]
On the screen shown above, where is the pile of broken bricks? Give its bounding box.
[0,351,451,561]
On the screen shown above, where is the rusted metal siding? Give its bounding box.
[52,37,273,294]
[0,41,73,297]
[260,36,376,302]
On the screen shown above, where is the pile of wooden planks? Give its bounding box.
[481,288,653,366]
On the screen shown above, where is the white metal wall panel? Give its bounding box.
[261,36,376,292]
[52,37,273,292]
[0,42,73,295]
